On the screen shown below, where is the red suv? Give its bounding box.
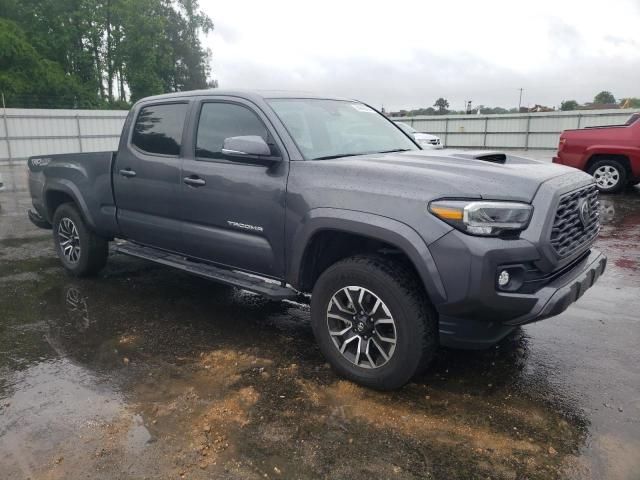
[553,113,640,193]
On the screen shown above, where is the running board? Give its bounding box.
[115,242,299,300]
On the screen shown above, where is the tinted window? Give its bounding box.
[132,103,188,156]
[196,103,271,160]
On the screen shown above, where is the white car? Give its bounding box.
[394,121,444,149]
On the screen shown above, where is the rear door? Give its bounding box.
[179,98,289,278]
[113,101,190,252]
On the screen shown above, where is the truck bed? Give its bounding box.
[28,151,119,237]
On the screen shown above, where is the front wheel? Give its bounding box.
[588,159,627,193]
[52,203,108,276]
[310,255,438,390]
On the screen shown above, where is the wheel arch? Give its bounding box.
[44,180,96,230]
[287,208,447,304]
[585,153,632,177]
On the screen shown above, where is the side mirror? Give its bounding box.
[221,136,280,161]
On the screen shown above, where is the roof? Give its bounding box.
[136,89,352,104]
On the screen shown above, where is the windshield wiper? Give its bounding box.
[377,148,412,154]
[313,149,413,160]
[313,152,371,161]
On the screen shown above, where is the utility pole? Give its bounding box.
[518,88,524,112]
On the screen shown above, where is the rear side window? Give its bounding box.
[132,103,188,156]
[196,103,271,160]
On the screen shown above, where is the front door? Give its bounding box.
[179,99,289,278]
[113,101,190,252]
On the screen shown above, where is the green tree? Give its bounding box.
[0,19,94,107]
[0,0,214,107]
[118,0,172,101]
[594,91,616,104]
[170,0,214,91]
[560,100,579,111]
[433,97,449,114]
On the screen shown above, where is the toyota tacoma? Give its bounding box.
[27,90,606,389]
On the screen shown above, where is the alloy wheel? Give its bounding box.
[326,286,397,369]
[58,217,81,264]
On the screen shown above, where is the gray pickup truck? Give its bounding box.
[27,90,606,389]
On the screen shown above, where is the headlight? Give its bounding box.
[429,200,533,236]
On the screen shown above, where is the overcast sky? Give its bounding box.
[201,0,640,111]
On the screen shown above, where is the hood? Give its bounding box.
[313,149,586,203]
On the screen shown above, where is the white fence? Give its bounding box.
[0,108,128,164]
[1,107,637,164]
[392,108,637,150]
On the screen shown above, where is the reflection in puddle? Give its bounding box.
[597,192,640,277]
[64,286,92,331]
[598,198,616,224]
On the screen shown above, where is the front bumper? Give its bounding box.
[431,231,606,348]
[503,249,606,325]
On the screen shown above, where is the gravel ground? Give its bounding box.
[1,154,639,479]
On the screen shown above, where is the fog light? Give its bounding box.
[498,270,510,288]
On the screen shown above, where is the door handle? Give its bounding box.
[183,176,206,187]
[119,169,136,178]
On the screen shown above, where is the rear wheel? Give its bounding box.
[52,203,108,276]
[588,159,627,193]
[310,255,438,390]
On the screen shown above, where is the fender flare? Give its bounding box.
[287,207,447,304]
[583,146,640,177]
[44,179,97,230]
[584,145,637,157]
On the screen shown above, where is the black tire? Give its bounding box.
[52,203,108,276]
[310,255,438,390]
[587,158,627,193]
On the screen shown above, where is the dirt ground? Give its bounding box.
[1,157,639,479]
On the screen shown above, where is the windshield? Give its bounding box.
[395,121,417,134]
[267,99,418,160]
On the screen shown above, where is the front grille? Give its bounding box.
[550,184,600,257]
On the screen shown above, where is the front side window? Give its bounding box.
[196,103,272,160]
[131,103,188,156]
[267,99,418,160]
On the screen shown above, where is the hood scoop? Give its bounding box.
[474,152,506,164]
[449,150,507,164]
